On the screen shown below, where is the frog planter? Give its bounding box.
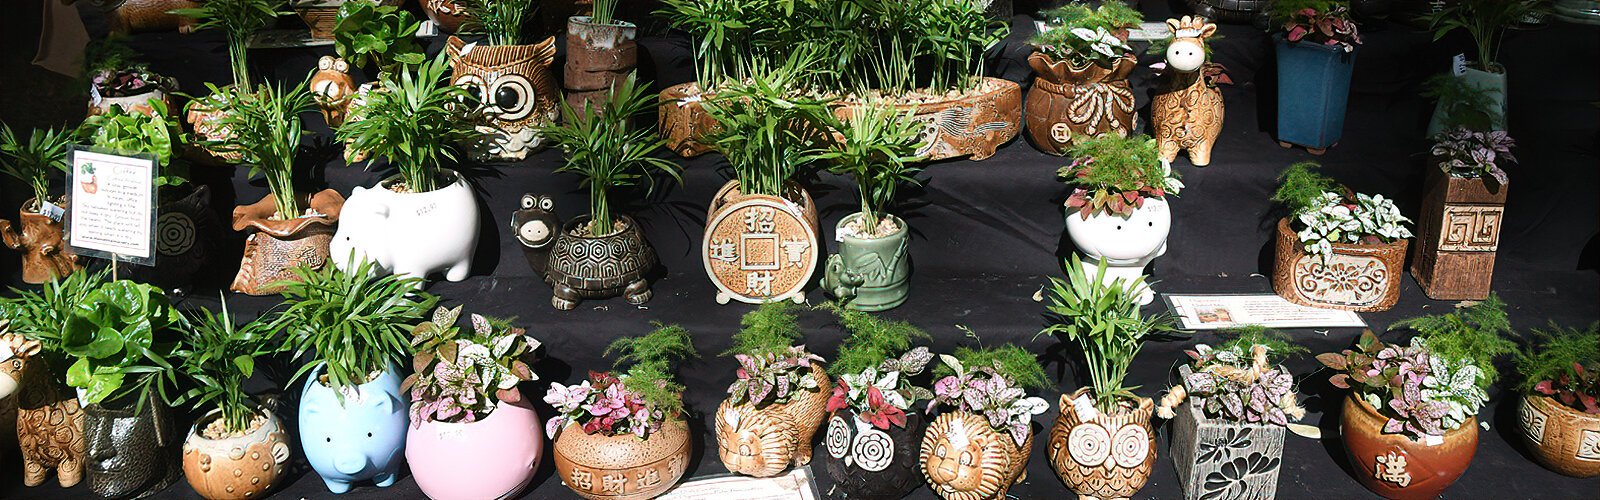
[299,365,409,493]
[1064,196,1171,305]
[824,213,911,311]
[715,365,832,477]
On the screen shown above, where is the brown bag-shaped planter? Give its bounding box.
[658,82,719,158]
[1048,388,1157,499]
[564,16,638,113]
[230,190,344,296]
[1025,53,1138,155]
[1272,217,1407,312]
[552,418,692,500]
[98,0,200,34]
[1340,395,1476,500]
[920,410,1032,500]
[1517,393,1600,478]
[703,180,819,305]
[836,78,1022,161]
[1410,167,1508,301]
[714,365,832,478]
[1,198,81,284]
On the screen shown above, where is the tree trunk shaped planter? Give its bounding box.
[703,180,819,305]
[1426,68,1507,137]
[84,393,181,499]
[565,17,638,113]
[1272,217,1407,312]
[1186,0,1271,25]
[1517,393,1600,478]
[181,407,292,500]
[1409,168,1506,301]
[822,408,926,499]
[715,365,832,478]
[546,214,658,310]
[1049,388,1158,499]
[658,82,719,158]
[1151,18,1224,167]
[117,185,219,290]
[1064,196,1171,306]
[230,190,344,296]
[1,198,81,284]
[330,173,480,284]
[298,365,409,493]
[1340,395,1476,500]
[446,35,560,161]
[824,213,911,312]
[840,78,1022,161]
[553,417,692,500]
[0,338,87,489]
[1025,53,1137,156]
[422,0,468,33]
[1170,365,1285,500]
[920,410,1032,500]
[96,0,200,34]
[1275,35,1356,152]
[408,399,544,500]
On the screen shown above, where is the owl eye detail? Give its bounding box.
[453,74,488,109]
[521,195,535,209]
[539,197,553,210]
[318,56,333,70]
[334,59,349,72]
[486,74,534,120]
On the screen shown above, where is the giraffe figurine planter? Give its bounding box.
[1150,17,1224,167]
[0,331,87,488]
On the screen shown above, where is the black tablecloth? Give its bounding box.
[1,1,1597,498]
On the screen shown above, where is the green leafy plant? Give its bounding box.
[1514,323,1600,414]
[928,336,1049,446]
[823,303,933,429]
[1039,256,1176,413]
[703,51,832,198]
[403,306,541,424]
[722,302,825,408]
[1040,0,1143,31]
[458,0,535,46]
[0,123,72,208]
[173,299,286,434]
[332,0,425,79]
[1420,0,1542,72]
[276,259,437,399]
[813,102,926,238]
[545,323,698,438]
[0,270,109,369]
[77,100,190,188]
[1060,134,1183,219]
[60,280,180,407]
[825,301,931,377]
[656,0,811,91]
[1272,162,1412,262]
[1390,294,1516,390]
[212,78,315,218]
[605,323,698,415]
[541,73,682,235]
[337,51,475,194]
[1272,0,1362,50]
[170,0,287,87]
[1165,326,1306,425]
[1033,1,1140,67]
[1318,330,1489,438]
[591,0,617,24]
[1423,73,1502,132]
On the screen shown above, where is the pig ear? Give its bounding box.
[370,393,396,414]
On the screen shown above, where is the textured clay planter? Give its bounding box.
[83,394,181,499]
[447,35,560,161]
[703,180,819,305]
[658,82,719,158]
[822,408,927,499]
[1064,196,1171,306]
[553,417,692,500]
[186,94,244,164]
[118,185,219,291]
[715,365,832,477]
[1170,365,1286,500]
[298,366,409,493]
[90,88,175,117]
[1049,388,1157,499]
[1340,395,1476,500]
[1517,393,1600,478]
[96,0,200,34]
[838,77,1021,161]
[545,214,658,310]
[1025,52,1137,155]
[1410,168,1507,301]
[330,172,480,284]
[0,342,87,488]
[1272,217,1408,312]
[407,398,544,500]
[1,198,81,284]
[920,410,1032,500]
[181,408,293,500]
[564,16,639,112]
[230,190,345,296]
[1427,68,1507,137]
[1275,35,1357,153]
[1151,18,1224,166]
[824,213,912,311]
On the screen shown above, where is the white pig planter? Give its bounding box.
[331,172,480,284]
[1064,196,1172,306]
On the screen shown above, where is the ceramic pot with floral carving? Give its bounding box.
[446,35,560,161]
[553,417,692,500]
[1048,388,1158,499]
[117,184,220,291]
[84,391,181,499]
[703,180,819,305]
[1340,395,1476,500]
[407,398,544,500]
[230,190,344,296]
[1,197,81,284]
[821,408,926,499]
[919,410,1032,500]
[1517,393,1600,478]
[1272,217,1408,312]
[1025,52,1137,155]
[181,407,293,500]
[715,365,832,477]
[0,333,86,488]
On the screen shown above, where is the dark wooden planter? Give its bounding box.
[1171,365,1285,500]
[1410,168,1508,301]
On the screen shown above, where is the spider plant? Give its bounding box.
[170,0,287,87]
[702,50,832,198]
[1038,255,1177,413]
[459,0,536,46]
[1421,0,1542,72]
[540,73,682,236]
[213,77,315,218]
[337,51,475,194]
[813,102,926,234]
[173,299,287,434]
[0,123,73,208]
[275,259,437,399]
[0,269,108,354]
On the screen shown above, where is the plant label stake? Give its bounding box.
[65,146,159,269]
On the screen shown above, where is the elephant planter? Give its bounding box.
[920,411,1032,500]
[1272,217,1408,312]
[1,333,86,488]
[715,365,832,477]
[447,35,560,161]
[330,172,479,284]
[1517,393,1600,478]
[703,180,820,305]
[824,213,911,311]
[553,417,692,500]
[565,16,639,112]
[658,83,719,157]
[1025,53,1137,155]
[1,198,81,284]
[1410,168,1507,301]
[1064,196,1171,306]
[84,392,181,499]
[180,407,293,500]
[299,365,409,493]
[1275,34,1357,154]
[1151,17,1224,166]
[408,398,544,500]
[1049,388,1158,499]
[821,409,927,499]
[230,190,344,295]
[1340,395,1476,500]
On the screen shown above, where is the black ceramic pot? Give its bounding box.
[83,391,180,499]
[115,184,219,291]
[819,408,925,499]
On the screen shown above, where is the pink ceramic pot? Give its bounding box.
[405,398,544,500]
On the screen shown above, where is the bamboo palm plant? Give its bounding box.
[214,77,315,218]
[0,124,73,209]
[591,0,617,24]
[337,51,475,194]
[173,299,287,434]
[540,73,682,236]
[814,103,926,236]
[702,51,832,197]
[276,259,437,398]
[459,0,536,46]
[1421,0,1542,72]
[170,0,286,87]
[1039,255,1177,412]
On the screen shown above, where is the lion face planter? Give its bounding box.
[920,411,1032,500]
[714,366,832,477]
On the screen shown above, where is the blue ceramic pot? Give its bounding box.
[298,364,410,494]
[1275,35,1357,149]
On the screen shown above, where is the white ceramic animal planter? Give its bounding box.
[1064,196,1171,305]
[331,172,479,284]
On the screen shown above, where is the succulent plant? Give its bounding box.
[1430,127,1515,184]
[402,306,541,425]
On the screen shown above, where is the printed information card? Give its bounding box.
[658,466,819,500]
[67,148,157,266]
[1163,293,1367,330]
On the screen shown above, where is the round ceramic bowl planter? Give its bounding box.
[657,83,720,158]
[1064,195,1171,306]
[820,408,927,499]
[83,394,182,499]
[715,365,832,477]
[553,417,692,500]
[703,180,820,305]
[330,172,479,284]
[1170,365,1287,500]
[836,78,1022,162]
[564,16,638,112]
[1517,393,1600,478]
[919,411,1032,500]
[408,398,544,500]
[1271,217,1408,312]
[298,365,409,493]
[1274,34,1357,154]
[1340,395,1476,500]
[1409,167,1508,301]
[543,214,658,310]
[181,407,293,500]
[446,35,560,161]
[1025,53,1138,156]
[1,197,81,284]
[90,86,175,118]
[1426,67,1508,137]
[230,190,345,295]
[824,213,912,312]
[1049,388,1158,499]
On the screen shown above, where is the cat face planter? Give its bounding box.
[824,213,912,312]
[1025,52,1138,155]
[920,411,1032,500]
[407,398,544,500]
[1340,395,1476,500]
[1,334,87,488]
[181,407,292,500]
[299,365,409,493]
[552,418,692,500]
[703,181,819,305]
[447,35,560,161]
[84,395,181,499]
[1272,217,1407,312]
[1049,388,1157,499]
[1064,195,1171,305]
[821,408,927,499]
[715,365,832,477]
[1,198,81,284]
[231,190,345,295]
[330,172,479,284]
[1517,393,1600,478]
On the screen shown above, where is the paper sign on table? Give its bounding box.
[1163,294,1367,330]
[657,466,819,500]
[67,148,157,266]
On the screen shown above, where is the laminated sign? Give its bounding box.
[67,147,158,266]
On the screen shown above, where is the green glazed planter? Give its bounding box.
[824,213,910,311]
[1427,67,1507,137]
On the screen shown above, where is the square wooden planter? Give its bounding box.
[1171,365,1286,500]
[1410,168,1508,301]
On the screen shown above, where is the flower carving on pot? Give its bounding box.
[0,329,87,488]
[819,308,935,499]
[447,35,560,161]
[1151,16,1225,166]
[1271,163,1411,311]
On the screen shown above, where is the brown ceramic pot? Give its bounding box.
[230,190,344,295]
[0,334,86,488]
[1272,217,1408,312]
[181,408,292,500]
[422,0,468,33]
[0,198,81,284]
[1048,388,1157,499]
[310,56,357,128]
[552,417,692,500]
[1025,52,1138,156]
[920,410,1032,500]
[1340,395,1476,500]
[1517,393,1600,478]
[836,77,1022,161]
[564,16,638,113]
[1410,167,1508,301]
[293,0,404,39]
[186,93,243,164]
[703,180,819,305]
[658,82,718,158]
[714,365,832,477]
[447,35,561,161]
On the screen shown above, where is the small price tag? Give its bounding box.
[1072,393,1100,422]
[1424,434,1445,446]
[1452,54,1467,76]
[417,20,439,37]
[38,201,65,222]
[89,84,103,106]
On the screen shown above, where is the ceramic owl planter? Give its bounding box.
[299,365,409,493]
[715,365,832,477]
[1,198,81,284]
[703,180,820,305]
[1025,52,1138,155]
[408,399,544,500]
[1049,388,1158,500]
[231,190,344,295]
[1340,395,1477,500]
[658,83,719,157]
[824,213,911,312]
[180,407,293,500]
[1150,17,1224,166]
[83,392,181,500]
[837,77,1022,161]
[552,418,692,500]
[1517,394,1600,478]
[330,173,479,285]
[920,410,1033,500]
[1064,196,1171,306]
[565,16,639,113]
[447,35,560,161]
[1,334,87,488]
[311,56,357,127]
[1272,217,1408,312]
[821,408,927,499]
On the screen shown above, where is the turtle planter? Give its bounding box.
[1272,217,1408,312]
[658,82,719,158]
[1049,388,1158,499]
[1517,393,1600,478]
[548,214,657,310]
[821,408,927,499]
[0,198,80,284]
[1025,52,1137,155]
[1340,395,1476,500]
[703,180,819,305]
[714,365,832,477]
[230,190,345,296]
[920,410,1032,500]
[181,407,292,500]
[552,417,692,500]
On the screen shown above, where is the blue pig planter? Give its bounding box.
[298,364,410,494]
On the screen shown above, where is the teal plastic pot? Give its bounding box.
[1426,67,1508,137]
[824,213,910,311]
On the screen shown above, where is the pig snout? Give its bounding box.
[333,449,370,476]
